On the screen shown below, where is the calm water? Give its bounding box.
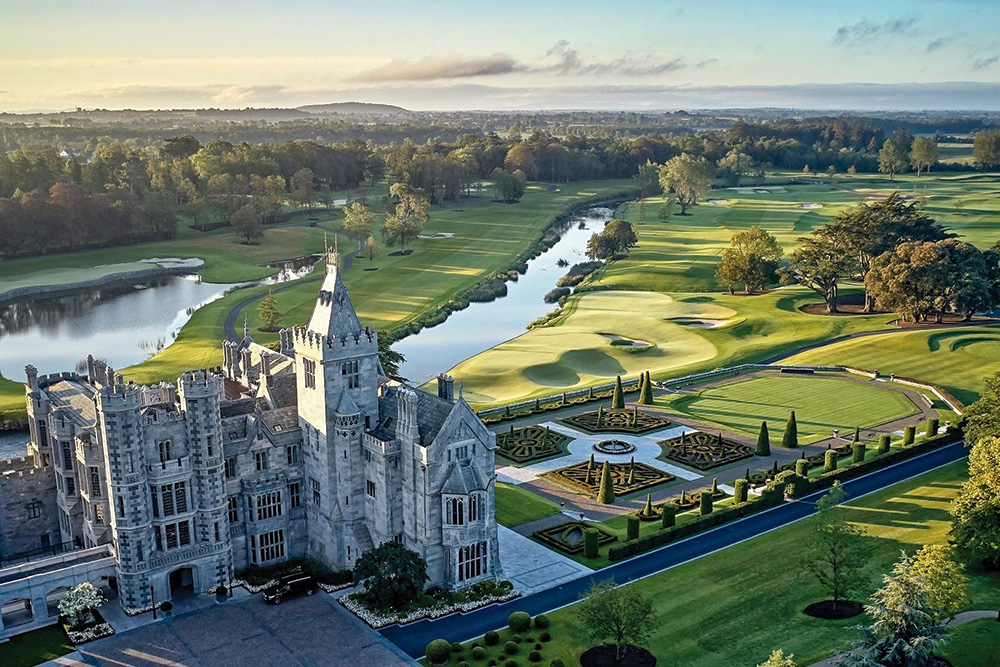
[0,430,28,460]
[0,256,319,382]
[395,207,614,384]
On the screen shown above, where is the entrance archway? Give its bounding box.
[1,598,34,627]
[168,567,195,598]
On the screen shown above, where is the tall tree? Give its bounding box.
[377,331,406,383]
[352,542,427,611]
[877,138,909,181]
[910,544,969,623]
[837,552,948,667]
[576,578,656,663]
[658,154,714,215]
[381,183,429,253]
[781,230,853,313]
[636,160,661,197]
[231,204,264,244]
[950,435,1000,569]
[603,219,638,254]
[362,234,381,264]
[342,201,375,252]
[258,290,280,330]
[717,149,755,186]
[715,226,782,294]
[972,129,1000,170]
[909,137,939,176]
[961,371,1000,447]
[291,167,316,209]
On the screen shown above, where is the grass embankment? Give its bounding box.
[452,287,894,406]
[783,326,1000,407]
[495,483,562,528]
[432,460,1000,667]
[0,624,74,667]
[654,372,921,444]
[939,618,1000,667]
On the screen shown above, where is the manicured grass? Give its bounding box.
[495,482,561,528]
[939,618,1000,667]
[0,624,74,667]
[452,286,895,407]
[783,326,1000,406]
[654,372,920,444]
[434,460,1000,667]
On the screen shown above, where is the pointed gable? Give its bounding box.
[307,265,362,339]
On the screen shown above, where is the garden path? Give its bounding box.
[496,526,592,596]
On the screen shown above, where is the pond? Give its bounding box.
[0,430,28,460]
[395,206,614,385]
[0,255,319,382]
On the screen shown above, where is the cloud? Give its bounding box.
[534,40,687,76]
[925,37,953,52]
[350,53,522,82]
[834,17,920,44]
[973,55,999,70]
[695,58,719,69]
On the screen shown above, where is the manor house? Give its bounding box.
[0,256,500,623]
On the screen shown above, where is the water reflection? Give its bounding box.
[395,207,613,385]
[0,255,320,380]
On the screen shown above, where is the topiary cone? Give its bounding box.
[639,371,654,405]
[755,421,770,456]
[611,375,625,409]
[782,410,799,448]
[588,453,595,470]
[642,493,654,517]
[627,467,635,485]
[852,426,860,443]
[597,461,615,504]
[711,477,719,494]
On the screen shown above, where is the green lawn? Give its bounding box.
[451,286,896,407]
[939,618,1000,667]
[0,624,74,667]
[495,483,562,528]
[654,372,921,443]
[783,326,1000,406]
[430,460,1000,667]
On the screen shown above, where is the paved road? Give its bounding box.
[380,441,968,658]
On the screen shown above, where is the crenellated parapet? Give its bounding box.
[288,324,377,359]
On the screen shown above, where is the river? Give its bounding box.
[395,206,614,385]
[0,255,319,382]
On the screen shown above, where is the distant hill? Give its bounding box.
[297,102,409,115]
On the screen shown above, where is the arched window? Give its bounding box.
[446,498,465,526]
[468,495,477,523]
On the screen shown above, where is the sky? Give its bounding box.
[1,0,999,111]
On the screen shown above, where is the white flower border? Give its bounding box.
[66,622,115,644]
[340,585,520,629]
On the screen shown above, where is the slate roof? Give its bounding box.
[265,373,298,409]
[378,385,454,446]
[307,266,362,339]
[220,397,259,418]
[45,380,97,427]
[440,460,490,494]
[259,405,300,434]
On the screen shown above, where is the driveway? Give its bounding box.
[76,593,414,667]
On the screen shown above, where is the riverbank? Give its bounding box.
[0,258,205,305]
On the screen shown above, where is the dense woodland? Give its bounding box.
[0,110,998,260]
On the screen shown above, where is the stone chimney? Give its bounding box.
[437,373,455,402]
[261,351,272,378]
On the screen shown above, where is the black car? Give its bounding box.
[263,573,318,604]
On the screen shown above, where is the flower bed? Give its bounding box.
[532,521,617,555]
[659,431,754,470]
[496,425,573,464]
[62,609,114,645]
[544,460,675,498]
[562,407,671,435]
[340,580,519,628]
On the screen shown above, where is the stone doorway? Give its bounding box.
[169,567,196,599]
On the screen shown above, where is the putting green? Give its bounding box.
[654,372,921,443]
[783,326,1000,406]
[450,291,735,404]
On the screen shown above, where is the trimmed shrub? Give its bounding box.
[660,503,677,528]
[539,632,551,642]
[472,647,487,661]
[824,449,838,473]
[597,461,614,504]
[159,601,173,612]
[852,441,866,464]
[535,643,542,650]
[795,459,810,477]
[583,528,599,559]
[427,639,453,666]
[489,661,498,667]
[485,630,500,646]
[782,411,799,448]
[903,425,916,446]
[879,434,891,454]
[755,421,770,456]
[926,418,939,437]
[550,661,566,667]
[533,614,550,629]
[733,478,749,504]
[505,641,519,655]
[529,652,542,663]
[626,515,640,541]
[699,490,713,515]
[508,611,531,633]
[512,635,522,644]
[506,661,518,667]
[452,642,464,653]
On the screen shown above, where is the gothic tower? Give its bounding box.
[294,253,380,570]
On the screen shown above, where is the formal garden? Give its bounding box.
[658,430,754,470]
[560,407,671,435]
[496,425,573,465]
[543,459,675,499]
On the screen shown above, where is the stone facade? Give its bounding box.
[3,257,501,614]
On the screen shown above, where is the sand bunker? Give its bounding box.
[799,203,823,209]
[600,333,652,349]
[140,258,206,269]
[707,199,729,205]
[669,317,730,328]
[416,232,456,239]
[729,186,787,195]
